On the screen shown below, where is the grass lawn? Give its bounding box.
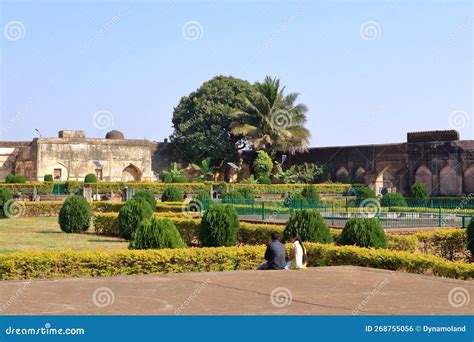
[0,217,128,253]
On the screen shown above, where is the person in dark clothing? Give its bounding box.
[257,231,287,270]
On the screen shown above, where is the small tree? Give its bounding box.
[44,174,54,182]
[117,198,154,240]
[133,190,156,210]
[5,174,26,183]
[236,187,255,200]
[161,186,183,202]
[410,183,429,200]
[58,195,92,233]
[354,185,376,204]
[301,185,320,205]
[129,217,186,249]
[84,173,97,183]
[338,218,388,249]
[199,204,239,247]
[194,189,211,202]
[0,188,13,218]
[257,176,272,184]
[283,209,332,243]
[467,217,474,260]
[253,151,273,179]
[380,193,407,207]
[222,190,245,201]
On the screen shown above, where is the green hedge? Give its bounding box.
[0,243,472,281]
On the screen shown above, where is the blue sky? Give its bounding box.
[1,0,472,147]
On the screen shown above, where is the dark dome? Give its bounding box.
[105,130,125,140]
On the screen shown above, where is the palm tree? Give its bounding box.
[230,76,311,155]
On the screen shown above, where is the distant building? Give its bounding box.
[0,129,473,196]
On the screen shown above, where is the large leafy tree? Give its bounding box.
[230,76,311,156]
[171,76,254,163]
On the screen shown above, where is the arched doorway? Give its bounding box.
[122,164,142,181]
[464,164,474,194]
[45,162,69,181]
[414,164,432,194]
[439,164,459,195]
[374,167,396,195]
[335,166,349,183]
[354,167,366,183]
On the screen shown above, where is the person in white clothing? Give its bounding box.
[287,233,307,270]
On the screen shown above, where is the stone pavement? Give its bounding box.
[0,266,472,315]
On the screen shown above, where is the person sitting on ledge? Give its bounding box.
[286,233,307,270]
[257,231,287,270]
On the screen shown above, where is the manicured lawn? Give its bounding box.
[0,217,128,253]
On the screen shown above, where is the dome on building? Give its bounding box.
[105,130,125,140]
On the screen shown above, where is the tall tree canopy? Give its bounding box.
[230,76,311,156]
[171,75,254,163]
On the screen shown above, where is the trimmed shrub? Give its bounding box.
[199,204,239,247]
[467,217,474,260]
[172,175,187,183]
[84,173,97,183]
[5,174,26,183]
[411,182,429,200]
[236,187,255,200]
[222,190,245,202]
[301,185,320,205]
[355,185,376,203]
[284,191,308,208]
[58,195,92,233]
[133,190,156,210]
[339,218,388,249]
[117,198,154,240]
[0,188,13,217]
[44,174,54,182]
[381,193,407,207]
[283,209,333,243]
[129,217,186,250]
[253,150,273,179]
[257,176,272,185]
[161,187,183,202]
[194,189,211,202]
[162,173,173,183]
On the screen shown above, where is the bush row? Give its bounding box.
[0,243,472,281]
[0,181,350,195]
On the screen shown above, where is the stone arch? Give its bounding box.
[335,166,349,183]
[414,164,432,194]
[122,164,142,181]
[353,166,366,183]
[464,164,474,194]
[439,164,459,195]
[45,162,69,181]
[374,166,396,195]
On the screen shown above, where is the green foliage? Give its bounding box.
[230,76,310,156]
[284,191,308,207]
[171,75,254,162]
[236,187,254,200]
[84,173,97,183]
[129,217,186,250]
[243,174,258,184]
[117,198,153,240]
[283,209,333,243]
[44,174,53,182]
[162,173,173,183]
[253,151,273,179]
[162,163,187,183]
[0,188,13,217]
[5,174,26,183]
[339,218,388,249]
[192,158,217,181]
[222,190,245,202]
[301,185,320,205]
[172,175,187,183]
[257,176,272,185]
[411,183,430,200]
[199,204,239,247]
[194,189,211,202]
[132,190,156,210]
[161,186,183,202]
[275,164,298,184]
[58,195,92,233]
[381,193,407,207]
[467,217,474,258]
[355,185,376,203]
[296,162,326,183]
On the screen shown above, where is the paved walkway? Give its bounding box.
[0,266,472,315]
